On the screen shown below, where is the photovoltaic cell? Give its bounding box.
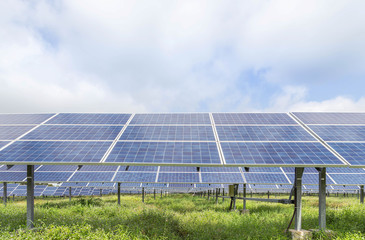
[159,166,198,172]
[216,126,315,141]
[130,113,211,125]
[113,172,156,182]
[46,113,131,125]
[243,167,283,173]
[88,182,115,187]
[292,112,365,124]
[0,172,26,181]
[0,141,10,149]
[286,173,335,185]
[125,166,158,172]
[36,165,78,171]
[221,142,343,166]
[0,141,112,163]
[329,174,365,185]
[0,165,40,171]
[35,172,73,182]
[22,125,123,140]
[201,173,243,183]
[281,167,318,174]
[309,125,365,141]
[200,167,240,172]
[329,142,365,166]
[244,173,289,184]
[106,142,221,165]
[120,126,215,141]
[69,172,115,182]
[0,126,35,140]
[158,173,199,183]
[213,113,296,125]
[79,165,119,172]
[62,182,88,187]
[0,114,55,124]
[326,168,365,174]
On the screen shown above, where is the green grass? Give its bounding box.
[0,194,364,239]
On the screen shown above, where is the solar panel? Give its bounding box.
[326,168,365,173]
[292,112,365,124]
[213,113,296,125]
[0,114,55,124]
[141,183,167,188]
[125,166,158,172]
[221,142,344,166]
[88,182,115,187]
[168,183,194,188]
[0,141,112,163]
[113,172,156,182]
[120,126,215,141]
[159,166,198,172]
[46,113,131,125]
[281,167,318,173]
[328,142,365,166]
[79,165,119,171]
[200,167,240,172]
[106,142,221,165]
[158,173,199,183]
[201,173,243,183]
[22,125,123,140]
[0,141,10,149]
[309,125,365,141]
[249,184,279,189]
[35,172,72,182]
[327,174,365,185]
[244,173,290,184]
[36,165,78,171]
[69,172,115,182]
[130,113,211,125]
[0,126,35,140]
[286,173,335,185]
[216,126,315,141]
[0,172,26,181]
[0,165,40,171]
[61,182,88,187]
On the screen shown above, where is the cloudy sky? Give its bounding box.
[1,1,365,113]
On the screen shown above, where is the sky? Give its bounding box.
[1,0,365,113]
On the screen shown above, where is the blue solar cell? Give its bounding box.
[36,165,78,171]
[120,183,141,187]
[329,142,365,166]
[159,166,198,172]
[46,113,131,125]
[35,172,73,182]
[213,113,296,125]
[0,114,55,124]
[79,165,119,171]
[61,182,88,187]
[200,167,240,172]
[22,125,123,140]
[196,184,222,188]
[331,185,359,190]
[141,183,167,188]
[244,173,289,184]
[158,173,199,183]
[0,141,10,149]
[326,168,365,174]
[130,113,211,125]
[106,142,221,165]
[249,184,279,189]
[0,126,35,140]
[113,172,156,182]
[309,125,365,141]
[125,166,158,172]
[221,142,343,166]
[244,167,283,173]
[201,173,243,183]
[0,165,40,171]
[329,174,365,185]
[292,112,365,124]
[216,126,315,141]
[286,173,335,185]
[69,172,115,182]
[168,183,194,188]
[0,141,112,163]
[0,172,26,181]
[121,126,215,141]
[281,167,318,174]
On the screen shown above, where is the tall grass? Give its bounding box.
[0,194,364,239]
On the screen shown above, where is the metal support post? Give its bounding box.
[268,191,270,199]
[100,189,102,197]
[27,165,34,229]
[294,167,304,231]
[243,183,247,210]
[69,187,72,202]
[361,185,364,204]
[142,187,145,203]
[117,183,121,206]
[318,167,326,230]
[215,188,218,204]
[161,190,162,198]
[208,190,210,200]
[222,188,225,202]
[3,182,7,206]
[153,189,156,200]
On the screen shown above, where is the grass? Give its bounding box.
[0,193,364,239]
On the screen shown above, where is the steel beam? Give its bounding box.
[117,183,121,206]
[3,182,7,206]
[69,187,72,202]
[142,187,145,203]
[243,183,247,210]
[294,167,304,231]
[318,167,326,230]
[27,165,34,229]
[154,189,156,200]
[361,185,364,204]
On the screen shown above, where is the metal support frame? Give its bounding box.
[142,187,145,203]
[69,187,72,202]
[294,167,304,231]
[208,190,210,200]
[215,188,219,204]
[318,167,326,230]
[27,165,34,229]
[243,183,247,210]
[100,189,102,197]
[117,183,121,206]
[154,189,156,200]
[3,182,7,206]
[222,188,225,202]
[361,185,364,204]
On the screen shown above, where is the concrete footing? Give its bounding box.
[288,229,312,240]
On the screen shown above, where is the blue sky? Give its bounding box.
[1,1,365,113]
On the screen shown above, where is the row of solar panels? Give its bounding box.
[2,164,365,185]
[0,112,364,168]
